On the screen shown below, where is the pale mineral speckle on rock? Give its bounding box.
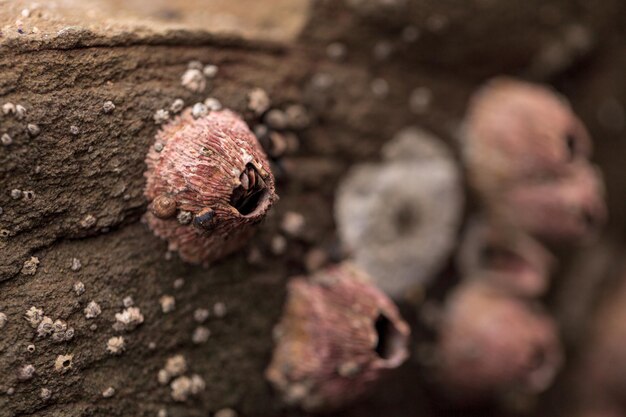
[113,307,144,331]
[102,387,116,398]
[193,308,210,323]
[426,14,449,32]
[192,326,211,344]
[213,302,227,318]
[6,387,15,395]
[157,408,168,417]
[107,336,125,355]
[17,364,35,381]
[170,99,185,114]
[24,306,43,327]
[158,369,170,385]
[181,69,206,93]
[80,214,97,228]
[192,102,208,119]
[26,123,40,137]
[70,258,82,272]
[1,133,12,146]
[40,387,51,400]
[337,361,361,377]
[0,312,7,329]
[102,101,115,114]
[203,64,218,78]
[84,301,101,319]
[54,354,73,373]
[248,88,271,115]
[20,256,39,275]
[153,109,170,125]
[204,97,222,111]
[159,295,175,313]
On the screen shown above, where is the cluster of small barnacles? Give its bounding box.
[24,306,75,342]
[157,355,205,402]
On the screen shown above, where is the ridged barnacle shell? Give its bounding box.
[144,109,277,264]
[265,262,410,412]
[461,77,593,197]
[335,127,463,299]
[436,282,563,401]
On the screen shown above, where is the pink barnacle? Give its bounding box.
[436,282,563,402]
[265,262,410,412]
[144,109,277,265]
[461,77,593,197]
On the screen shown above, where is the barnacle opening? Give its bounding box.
[230,163,271,216]
[374,313,405,362]
[394,203,418,237]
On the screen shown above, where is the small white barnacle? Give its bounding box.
[0,312,7,329]
[181,69,206,93]
[192,326,211,344]
[154,109,170,125]
[70,258,82,272]
[36,316,54,337]
[170,375,205,402]
[214,408,238,417]
[26,124,40,137]
[106,336,125,355]
[26,344,36,353]
[2,103,16,115]
[164,355,187,378]
[1,133,12,146]
[213,302,227,318]
[247,88,271,115]
[40,387,51,400]
[80,214,97,229]
[15,104,26,119]
[193,308,209,323]
[159,295,176,313]
[54,354,73,373]
[102,101,116,114]
[24,306,44,328]
[191,102,208,119]
[204,97,222,111]
[73,281,85,296]
[17,364,35,381]
[10,189,22,199]
[70,125,80,135]
[102,387,115,398]
[170,99,185,114]
[203,64,218,78]
[113,307,144,331]
[21,256,39,275]
[84,301,101,319]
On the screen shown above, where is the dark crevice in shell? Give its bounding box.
[230,163,269,216]
[374,313,405,362]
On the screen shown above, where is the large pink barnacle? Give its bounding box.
[144,109,277,265]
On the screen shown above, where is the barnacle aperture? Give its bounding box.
[144,109,277,265]
[265,263,410,412]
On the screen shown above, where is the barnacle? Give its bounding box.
[144,109,277,265]
[266,263,410,411]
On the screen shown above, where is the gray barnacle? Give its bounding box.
[335,127,463,298]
